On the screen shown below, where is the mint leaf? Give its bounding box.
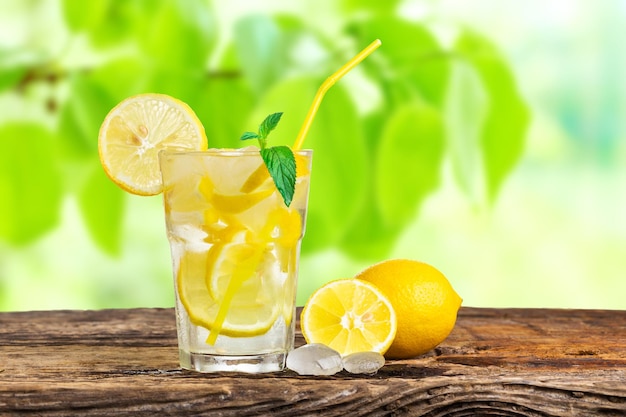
[259,112,283,139]
[241,111,295,206]
[240,131,259,141]
[261,146,296,207]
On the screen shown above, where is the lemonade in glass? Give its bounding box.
[98,40,380,374]
[159,148,312,372]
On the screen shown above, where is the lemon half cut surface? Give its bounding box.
[300,278,397,356]
[98,93,207,195]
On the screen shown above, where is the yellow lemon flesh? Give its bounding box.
[98,93,207,195]
[170,167,304,343]
[176,231,280,341]
[300,278,397,356]
[356,259,462,359]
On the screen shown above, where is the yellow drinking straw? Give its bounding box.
[206,40,382,346]
[292,39,382,151]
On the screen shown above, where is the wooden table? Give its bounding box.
[1,307,625,416]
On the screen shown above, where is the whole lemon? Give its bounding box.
[356,259,462,359]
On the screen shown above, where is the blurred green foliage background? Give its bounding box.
[1,0,624,311]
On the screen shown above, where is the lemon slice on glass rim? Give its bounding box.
[98,93,207,195]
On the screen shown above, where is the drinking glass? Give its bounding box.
[159,149,312,373]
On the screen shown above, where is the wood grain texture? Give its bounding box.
[1,307,625,416]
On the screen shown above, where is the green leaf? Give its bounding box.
[0,49,42,93]
[0,123,62,245]
[75,0,162,48]
[339,111,399,260]
[143,67,207,109]
[348,17,451,108]
[194,76,255,149]
[89,58,148,99]
[339,188,400,260]
[341,0,401,14]
[0,65,25,93]
[455,30,531,201]
[233,15,283,95]
[248,76,368,251]
[240,132,259,141]
[61,0,109,32]
[77,162,125,255]
[444,61,488,205]
[261,146,296,207]
[376,102,445,228]
[340,101,444,260]
[242,111,292,205]
[138,0,215,72]
[58,73,116,159]
[88,1,141,48]
[259,112,283,140]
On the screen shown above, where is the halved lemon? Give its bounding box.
[98,93,207,195]
[177,232,280,339]
[300,278,397,356]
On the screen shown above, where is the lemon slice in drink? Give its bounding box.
[300,278,397,356]
[177,233,279,338]
[99,93,207,195]
[206,234,277,305]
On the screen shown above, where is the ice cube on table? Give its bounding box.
[342,351,385,374]
[286,343,343,376]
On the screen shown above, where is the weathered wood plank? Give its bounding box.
[1,307,625,416]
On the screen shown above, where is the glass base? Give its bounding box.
[180,350,286,373]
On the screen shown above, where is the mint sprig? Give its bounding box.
[240,112,296,207]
